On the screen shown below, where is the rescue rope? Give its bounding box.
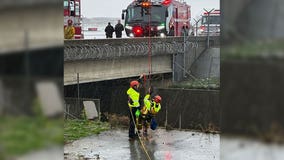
[129,107,152,160]
[147,6,152,87]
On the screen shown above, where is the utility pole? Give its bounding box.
[203,8,214,48]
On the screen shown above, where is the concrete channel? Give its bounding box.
[64,129,220,160]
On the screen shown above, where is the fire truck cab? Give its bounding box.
[122,0,191,37]
[197,9,220,36]
[64,0,83,39]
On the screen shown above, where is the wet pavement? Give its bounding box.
[64,129,220,160]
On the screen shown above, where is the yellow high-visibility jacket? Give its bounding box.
[144,94,161,115]
[127,87,140,108]
[64,26,75,39]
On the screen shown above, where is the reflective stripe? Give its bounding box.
[150,102,161,114]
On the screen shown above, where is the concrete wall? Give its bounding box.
[190,48,220,78]
[64,55,172,85]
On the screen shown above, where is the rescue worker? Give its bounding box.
[127,75,144,140]
[181,25,189,36]
[104,22,115,38]
[139,92,162,136]
[168,23,175,36]
[114,20,124,38]
[64,19,75,39]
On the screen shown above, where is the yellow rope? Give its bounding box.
[129,107,152,160]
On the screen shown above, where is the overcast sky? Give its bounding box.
[81,0,219,20]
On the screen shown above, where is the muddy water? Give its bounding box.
[64,129,220,160]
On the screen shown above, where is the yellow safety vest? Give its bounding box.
[144,94,151,110]
[150,102,161,115]
[64,26,75,39]
[144,94,161,115]
[127,87,140,107]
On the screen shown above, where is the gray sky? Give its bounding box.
[81,0,219,20]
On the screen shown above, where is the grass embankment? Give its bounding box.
[170,77,219,89]
[64,119,110,143]
[0,116,63,157]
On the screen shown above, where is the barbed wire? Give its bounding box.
[64,40,196,61]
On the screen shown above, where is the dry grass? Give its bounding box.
[107,113,129,128]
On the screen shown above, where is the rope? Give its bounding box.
[147,6,152,87]
[129,107,152,160]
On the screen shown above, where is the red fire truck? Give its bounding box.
[197,9,220,36]
[122,0,191,37]
[64,0,83,39]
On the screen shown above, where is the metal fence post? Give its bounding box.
[183,31,186,78]
[179,113,182,130]
[165,103,168,127]
[172,54,175,83]
[204,8,214,48]
[98,99,101,121]
[77,73,80,109]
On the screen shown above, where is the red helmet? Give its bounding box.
[130,80,139,87]
[154,95,162,103]
[67,19,73,25]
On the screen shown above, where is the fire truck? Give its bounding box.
[64,0,83,39]
[122,0,191,37]
[197,9,220,36]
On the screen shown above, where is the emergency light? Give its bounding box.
[133,26,144,37]
[162,0,172,6]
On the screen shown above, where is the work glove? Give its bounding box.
[135,109,141,117]
[139,73,145,79]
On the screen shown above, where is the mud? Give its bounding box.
[64,129,219,160]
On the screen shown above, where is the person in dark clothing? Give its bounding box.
[114,20,124,38]
[105,22,114,38]
[181,25,189,36]
[168,23,175,36]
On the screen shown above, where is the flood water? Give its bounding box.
[64,128,220,160]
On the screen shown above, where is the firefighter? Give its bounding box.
[168,23,175,36]
[104,22,115,38]
[139,91,162,136]
[127,75,144,140]
[64,19,75,39]
[182,25,189,36]
[114,20,124,38]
